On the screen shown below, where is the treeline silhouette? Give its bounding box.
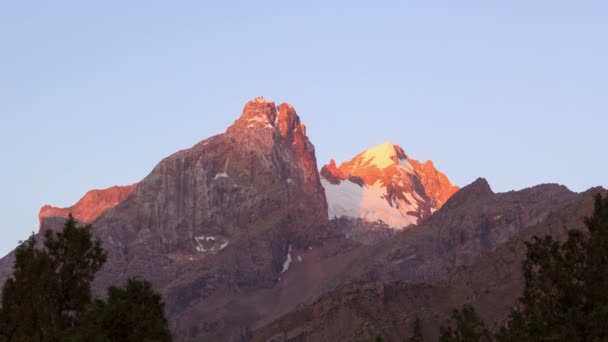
[0,215,171,342]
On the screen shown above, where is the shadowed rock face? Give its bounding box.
[253,185,601,342]
[345,179,578,284]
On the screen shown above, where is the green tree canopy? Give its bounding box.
[0,215,172,342]
[73,278,172,342]
[0,215,106,341]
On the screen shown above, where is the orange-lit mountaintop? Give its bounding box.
[233,96,308,138]
[39,184,136,229]
[322,142,459,212]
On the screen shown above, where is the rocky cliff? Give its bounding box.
[22,97,331,340]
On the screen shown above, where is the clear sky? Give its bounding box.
[1,1,606,257]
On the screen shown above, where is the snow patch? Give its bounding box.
[247,115,274,129]
[358,142,400,169]
[281,244,292,273]
[194,235,229,253]
[404,192,417,205]
[297,255,302,262]
[248,115,268,123]
[287,178,293,184]
[248,122,273,129]
[321,178,419,229]
[213,172,228,180]
[194,236,208,252]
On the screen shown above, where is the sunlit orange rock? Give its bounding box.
[408,159,458,208]
[39,184,137,230]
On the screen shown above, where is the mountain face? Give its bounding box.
[1,97,602,342]
[254,188,605,342]
[345,179,578,284]
[320,142,458,229]
[11,97,331,340]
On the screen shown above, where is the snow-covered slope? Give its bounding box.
[320,142,459,229]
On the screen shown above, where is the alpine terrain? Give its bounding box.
[322,142,458,229]
[0,97,604,341]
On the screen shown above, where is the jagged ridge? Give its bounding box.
[38,184,136,229]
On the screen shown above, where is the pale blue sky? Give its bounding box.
[1,1,606,257]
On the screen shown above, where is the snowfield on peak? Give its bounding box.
[358,141,405,169]
[321,178,419,229]
[320,141,459,230]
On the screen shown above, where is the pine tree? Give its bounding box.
[0,236,55,341]
[439,305,492,342]
[0,215,106,341]
[73,278,172,342]
[0,215,172,341]
[498,193,608,341]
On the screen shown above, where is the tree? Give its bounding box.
[73,278,172,342]
[439,305,492,342]
[407,317,424,342]
[0,215,172,341]
[498,193,608,341]
[0,215,107,341]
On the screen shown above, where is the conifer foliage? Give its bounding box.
[0,215,171,342]
[439,305,492,342]
[497,193,608,341]
[439,193,608,342]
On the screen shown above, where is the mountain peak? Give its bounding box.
[233,97,307,140]
[443,177,493,209]
[276,102,302,139]
[354,142,408,169]
[238,97,278,128]
[253,96,270,103]
[321,143,459,229]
